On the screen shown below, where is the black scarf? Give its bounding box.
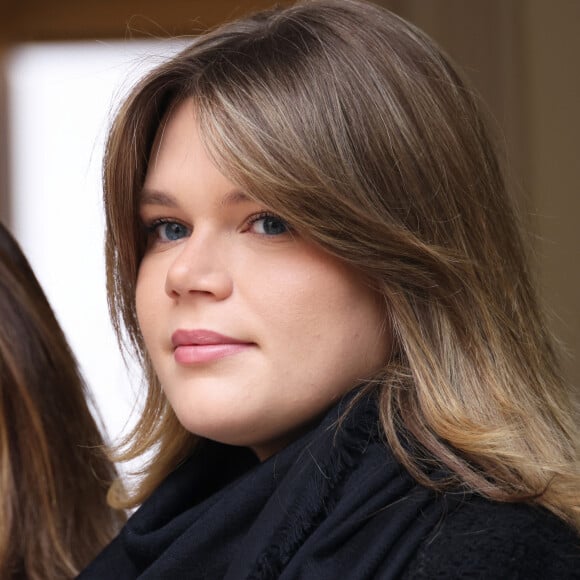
[79,393,454,579]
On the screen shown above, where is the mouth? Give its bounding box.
[171,329,255,365]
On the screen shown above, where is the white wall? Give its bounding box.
[6,40,186,450]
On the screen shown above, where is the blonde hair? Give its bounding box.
[0,222,125,579]
[103,0,579,528]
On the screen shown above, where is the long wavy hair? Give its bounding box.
[0,222,125,578]
[102,0,579,528]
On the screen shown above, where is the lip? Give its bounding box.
[171,329,254,365]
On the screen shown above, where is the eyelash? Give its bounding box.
[245,212,291,235]
[142,212,291,242]
[145,218,179,232]
[141,219,189,246]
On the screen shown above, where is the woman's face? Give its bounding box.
[136,100,390,459]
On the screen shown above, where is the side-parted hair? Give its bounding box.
[0,222,125,578]
[103,0,579,528]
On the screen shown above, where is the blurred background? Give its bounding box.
[0,0,578,446]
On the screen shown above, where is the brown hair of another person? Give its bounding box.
[0,222,125,579]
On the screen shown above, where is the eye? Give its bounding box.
[147,220,191,242]
[247,213,290,236]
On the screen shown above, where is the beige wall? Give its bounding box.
[1,0,578,387]
[523,0,580,387]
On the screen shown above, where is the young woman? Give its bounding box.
[81,0,579,577]
[0,222,125,579]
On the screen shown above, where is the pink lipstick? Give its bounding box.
[171,329,254,365]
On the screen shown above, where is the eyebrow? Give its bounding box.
[139,189,179,207]
[219,190,252,208]
[139,188,253,209]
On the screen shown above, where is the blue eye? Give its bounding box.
[249,214,289,236]
[149,220,190,242]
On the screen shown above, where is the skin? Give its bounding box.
[136,99,391,460]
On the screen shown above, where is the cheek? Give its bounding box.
[251,253,389,373]
[238,255,315,331]
[135,259,161,338]
[312,267,389,372]
[135,269,147,326]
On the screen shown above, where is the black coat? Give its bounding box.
[79,394,579,579]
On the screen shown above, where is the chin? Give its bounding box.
[173,409,261,445]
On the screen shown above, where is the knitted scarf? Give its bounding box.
[79,393,452,579]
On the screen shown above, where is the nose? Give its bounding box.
[164,232,233,301]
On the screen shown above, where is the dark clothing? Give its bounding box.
[404,496,579,579]
[79,394,579,579]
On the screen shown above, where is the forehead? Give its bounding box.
[142,99,273,210]
[139,187,253,212]
[144,101,215,190]
[147,100,198,169]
